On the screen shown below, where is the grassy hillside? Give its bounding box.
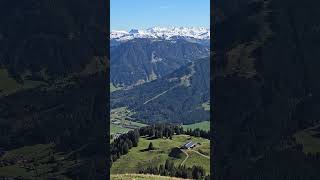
[111,134,210,175]
[111,174,190,180]
[183,121,210,131]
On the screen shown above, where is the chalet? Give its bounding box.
[181,141,197,149]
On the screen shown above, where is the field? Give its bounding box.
[111,174,190,180]
[0,143,78,179]
[111,107,146,135]
[182,121,210,131]
[111,120,146,135]
[111,134,210,175]
[110,123,147,136]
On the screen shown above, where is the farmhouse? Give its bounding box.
[181,141,197,149]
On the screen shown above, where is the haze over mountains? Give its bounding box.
[110,27,210,125]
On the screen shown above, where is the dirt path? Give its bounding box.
[180,149,189,165]
[190,150,210,159]
[143,85,177,105]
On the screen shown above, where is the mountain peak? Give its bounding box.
[129,29,140,34]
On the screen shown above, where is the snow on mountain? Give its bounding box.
[110,27,210,42]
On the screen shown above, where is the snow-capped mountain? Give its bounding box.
[110,27,210,42]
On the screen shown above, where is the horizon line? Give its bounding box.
[111,26,211,31]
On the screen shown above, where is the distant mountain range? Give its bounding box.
[111,27,210,42]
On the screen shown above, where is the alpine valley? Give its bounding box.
[110,27,210,127]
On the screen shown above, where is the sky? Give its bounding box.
[111,0,210,31]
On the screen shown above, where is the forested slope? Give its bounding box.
[111,57,210,124]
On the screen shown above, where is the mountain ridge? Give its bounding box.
[111,38,209,87]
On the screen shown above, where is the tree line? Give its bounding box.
[139,159,210,180]
[110,129,139,164]
[184,128,210,139]
[139,123,210,140]
[139,123,184,139]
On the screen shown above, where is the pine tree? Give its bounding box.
[123,142,129,154]
[148,142,154,150]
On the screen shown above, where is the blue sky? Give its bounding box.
[111,0,210,31]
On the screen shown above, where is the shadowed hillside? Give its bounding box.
[213,0,320,179]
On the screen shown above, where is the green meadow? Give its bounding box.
[111,134,210,175]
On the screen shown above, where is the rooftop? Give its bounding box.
[183,141,196,148]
